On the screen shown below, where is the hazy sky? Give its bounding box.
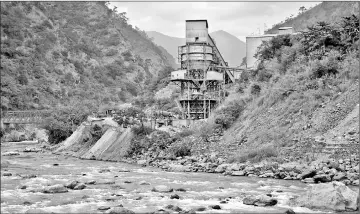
[109,1,320,42]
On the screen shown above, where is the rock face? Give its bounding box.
[295,181,358,211]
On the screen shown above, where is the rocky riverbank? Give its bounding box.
[131,153,359,187]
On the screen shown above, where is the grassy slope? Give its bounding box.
[1,2,174,111]
[266,1,359,34]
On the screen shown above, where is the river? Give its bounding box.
[1,141,332,213]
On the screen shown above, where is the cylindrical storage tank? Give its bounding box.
[188,61,212,70]
[180,45,213,54]
[186,20,208,43]
[181,53,213,61]
[246,35,276,69]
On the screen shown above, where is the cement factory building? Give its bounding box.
[246,27,294,69]
[171,20,240,120]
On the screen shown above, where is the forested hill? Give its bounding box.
[1,1,176,111]
[266,1,359,34]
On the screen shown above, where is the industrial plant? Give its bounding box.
[171,20,241,120]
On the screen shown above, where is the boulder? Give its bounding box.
[294,181,358,211]
[215,164,229,173]
[73,183,86,190]
[193,206,206,211]
[65,180,79,189]
[106,207,135,214]
[2,172,12,176]
[42,184,68,193]
[209,205,221,209]
[152,185,173,193]
[165,205,182,212]
[170,194,180,199]
[313,174,332,183]
[98,206,111,211]
[284,209,295,214]
[243,195,277,206]
[300,169,316,179]
[333,172,347,181]
[85,180,96,185]
[231,171,245,176]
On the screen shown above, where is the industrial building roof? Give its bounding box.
[186,20,208,28]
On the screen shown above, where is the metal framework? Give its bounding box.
[1,110,51,124]
[170,20,237,120]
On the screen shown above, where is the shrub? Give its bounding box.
[214,100,245,129]
[132,125,153,137]
[168,143,191,157]
[230,144,278,163]
[250,84,261,95]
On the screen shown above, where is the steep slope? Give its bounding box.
[210,30,246,67]
[1,2,175,111]
[146,30,246,67]
[266,1,359,34]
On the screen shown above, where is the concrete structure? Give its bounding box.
[246,27,295,69]
[246,34,276,69]
[171,20,241,120]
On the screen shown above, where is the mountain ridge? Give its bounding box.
[146,29,246,67]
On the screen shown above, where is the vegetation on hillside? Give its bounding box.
[190,14,359,163]
[1,1,175,111]
[266,2,358,34]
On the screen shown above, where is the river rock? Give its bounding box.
[313,174,332,183]
[139,181,150,185]
[294,181,358,211]
[300,169,316,179]
[98,206,111,210]
[215,164,229,173]
[74,183,86,190]
[333,172,346,181]
[352,179,359,186]
[165,205,183,212]
[65,180,79,189]
[231,171,245,176]
[152,185,173,193]
[3,172,12,176]
[106,207,135,214]
[20,174,37,179]
[284,209,295,214]
[243,195,277,206]
[85,180,96,185]
[99,169,111,173]
[175,188,186,192]
[170,194,180,199]
[118,169,130,172]
[209,205,221,209]
[193,206,206,211]
[42,184,68,193]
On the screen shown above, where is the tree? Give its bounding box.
[299,6,306,14]
[240,57,247,67]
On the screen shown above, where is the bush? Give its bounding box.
[168,143,191,158]
[230,144,278,163]
[214,100,245,129]
[132,125,153,137]
[105,49,118,56]
[42,106,91,144]
[250,84,261,95]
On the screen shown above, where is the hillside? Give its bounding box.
[266,1,359,34]
[146,30,246,67]
[0,1,175,111]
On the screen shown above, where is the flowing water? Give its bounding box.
[1,141,332,213]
